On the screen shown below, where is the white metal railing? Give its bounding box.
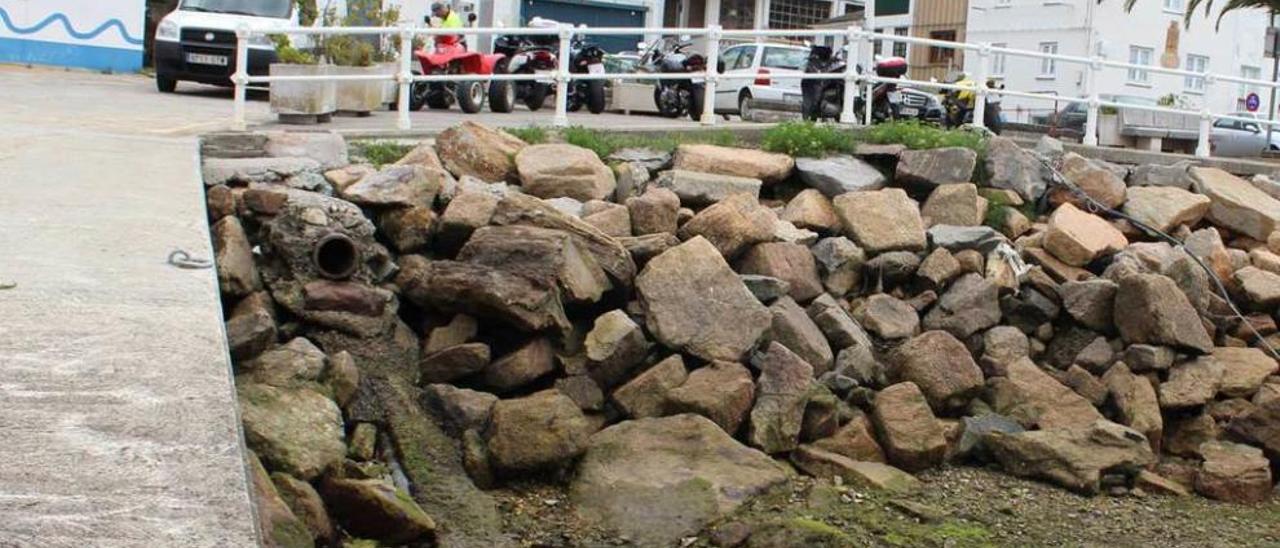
[229,22,1280,159]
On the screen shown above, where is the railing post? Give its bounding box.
[972,43,989,130]
[700,25,721,125]
[553,24,572,127]
[1196,74,1215,158]
[839,26,859,124]
[1083,57,1101,146]
[232,25,250,131]
[397,25,413,131]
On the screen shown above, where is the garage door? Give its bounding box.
[520,0,646,53]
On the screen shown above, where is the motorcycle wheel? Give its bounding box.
[586,80,606,114]
[654,87,681,118]
[489,80,515,113]
[687,84,705,121]
[985,103,1004,135]
[525,83,548,111]
[457,81,486,114]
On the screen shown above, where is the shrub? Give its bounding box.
[271,35,316,65]
[858,121,987,153]
[761,121,856,157]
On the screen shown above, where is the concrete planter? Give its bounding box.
[270,64,336,124]
[333,65,387,116]
[1098,113,1122,147]
[377,62,399,109]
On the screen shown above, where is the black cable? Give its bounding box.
[1034,156,1280,361]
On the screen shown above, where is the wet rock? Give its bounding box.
[1060,279,1117,332]
[985,420,1155,495]
[1122,186,1210,233]
[627,187,681,235]
[571,415,789,547]
[988,358,1104,429]
[272,472,335,545]
[637,237,771,362]
[667,361,756,435]
[738,242,823,303]
[674,144,794,183]
[515,144,616,201]
[1195,441,1272,503]
[984,136,1048,202]
[782,188,841,233]
[213,216,261,298]
[895,147,977,188]
[486,390,592,474]
[436,121,526,182]
[921,183,987,227]
[459,225,611,305]
[320,477,436,545]
[481,338,556,394]
[833,188,927,253]
[612,354,688,419]
[795,155,886,197]
[1043,203,1128,267]
[584,310,650,389]
[767,297,835,375]
[1159,356,1223,409]
[420,383,498,435]
[678,193,778,259]
[872,382,948,472]
[247,452,314,548]
[791,446,920,492]
[922,273,1001,339]
[1191,167,1280,240]
[1051,152,1127,210]
[417,343,489,385]
[423,314,478,355]
[860,294,920,339]
[889,331,984,413]
[748,342,815,453]
[654,169,762,207]
[239,384,345,480]
[396,256,569,333]
[1115,274,1213,353]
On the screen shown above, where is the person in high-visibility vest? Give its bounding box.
[431,2,464,47]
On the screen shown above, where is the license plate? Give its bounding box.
[587,63,605,75]
[784,94,802,106]
[186,53,228,66]
[899,106,919,117]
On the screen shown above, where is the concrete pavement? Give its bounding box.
[0,66,259,546]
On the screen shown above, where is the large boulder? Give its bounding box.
[677,193,777,259]
[813,412,886,462]
[247,452,314,548]
[748,342,816,453]
[1059,279,1117,332]
[571,415,789,546]
[436,122,527,182]
[737,242,823,302]
[238,384,345,480]
[1102,364,1163,452]
[1195,441,1273,503]
[922,273,1001,339]
[789,446,919,492]
[627,187,681,236]
[340,164,446,208]
[653,169,762,207]
[1121,186,1210,233]
[396,256,569,333]
[860,294,919,339]
[667,361,756,435]
[674,144,794,183]
[516,144,617,201]
[1159,356,1223,409]
[871,382,948,472]
[1114,273,1213,353]
[1043,203,1128,267]
[1050,152,1127,210]
[984,136,1048,202]
[1234,266,1280,308]
[795,155,886,197]
[895,147,977,188]
[319,478,436,545]
[490,192,636,285]
[1191,167,1280,240]
[985,420,1155,495]
[480,338,556,393]
[1215,347,1278,398]
[782,188,841,233]
[583,310,651,389]
[988,358,1104,429]
[637,237,771,362]
[833,188,927,253]
[1227,398,1280,457]
[459,226,612,305]
[889,331,984,413]
[213,216,261,298]
[485,390,593,474]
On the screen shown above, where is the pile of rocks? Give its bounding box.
[204,125,1280,547]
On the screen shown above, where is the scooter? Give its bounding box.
[567,34,607,114]
[409,29,506,113]
[639,37,706,120]
[800,45,846,121]
[942,77,1005,135]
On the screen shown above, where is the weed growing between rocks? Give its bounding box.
[351,141,414,167]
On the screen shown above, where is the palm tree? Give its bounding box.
[1107,0,1279,29]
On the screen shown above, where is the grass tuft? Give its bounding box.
[859,120,988,153]
[505,125,550,145]
[760,121,857,157]
[353,141,413,167]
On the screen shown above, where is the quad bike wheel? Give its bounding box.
[488,60,515,113]
[457,80,486,114]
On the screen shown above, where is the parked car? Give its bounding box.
[1221,112,1280,151]
[1036,94,1157,135]
[715,43,809,118]
[1210,115,1273,157]
[152,0,297,92]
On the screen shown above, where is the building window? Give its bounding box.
[1241,65,1262,97]
[893,27,908,58]
[1128,46,1153,84]
[991,43,1007,76]
[929,30,957,65]
[1164,0,1184,13]
[1039,42,1058,78]
[1184,54,1208,92]
[768,0,834,30]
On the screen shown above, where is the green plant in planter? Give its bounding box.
[322,0,403,66]
[295,0,319,26]
[272,34,317,65]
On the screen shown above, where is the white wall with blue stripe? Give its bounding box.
[0,0,144,71]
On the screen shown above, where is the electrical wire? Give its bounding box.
[1034,156,1280,361]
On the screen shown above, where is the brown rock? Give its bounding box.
[872,382,948,472]
[1043,203,1128,267]
[516,144,617,201]
[486,390,592,473]
[1234,266,1280,308]
[833,188,928,253]
[491,187,636,286]
[272,472,336,545]
[324,164,377,192]
[459,225,612,305]
[302,281,387,317]
[813,412,886,463]
[423,314,478,355]
[1228,398,1280,457]
[677,193,778,259]
[481,338,555,393]
[747,342,815,453]
[619,233,681,266]
[737,242,823,303]
[667,361,756,435]
[1163,412,1220,458]
[1115,273,1213,354]
[674,144,794,183]
[767,297,835,375]
[895,147,977,188]
[394,142,445,170]
[782,189,841,233]
[627,187,681,236]
[1195,441,1272,503]
[1051,152,1127,210]
[889,331,984,413]
[612,354,688,419]
[1214,347,1278,398]
[437,122,527,182]
[921,183,987,227]
[396,256,569,333]
[227,293,278,361]
[420,384,498,435]
[917,247,961,289]
[584,310,650,389]
[377,205,436,253]
[1192,167,1280,240]
[1134,470,1190,497]
[319,477,437,545]
[985,420,1155,495]
[1102,363,1163,453]
[341,165,445,208]
[580,202,632,237]
[1062,365,1108,407]
[1159,356,1223,409]
[988,358,1104,429]
[922,273,1002,339]
[860,294,920,339]
[1121,186,1210,233]
[247,452,313,548]
[437,191,499,249]
[213,216,261,298]
[790,446,920,492]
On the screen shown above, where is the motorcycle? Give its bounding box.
[566,34,607,114]
[409,32,506,114]
[800,45,846,122]
[942,77,1005,135]
[639,37,707,120]
[489,28,558,112]
[802,47,934,125]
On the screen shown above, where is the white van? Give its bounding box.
[152,0,303,92]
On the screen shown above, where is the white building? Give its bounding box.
[963,0,1274,123]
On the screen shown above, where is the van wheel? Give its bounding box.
[157,76,177,93]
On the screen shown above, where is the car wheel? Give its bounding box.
[738,92,753,122]
[156,75,177,93]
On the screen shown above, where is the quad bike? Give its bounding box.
[409,34,508,114]
[489,32,557,112]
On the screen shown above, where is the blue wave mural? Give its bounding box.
[0,7,144,46]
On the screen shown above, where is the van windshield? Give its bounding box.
[181,0,292,18]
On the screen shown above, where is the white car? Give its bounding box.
[1211,113,1279,157]
[713,43,810,118]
